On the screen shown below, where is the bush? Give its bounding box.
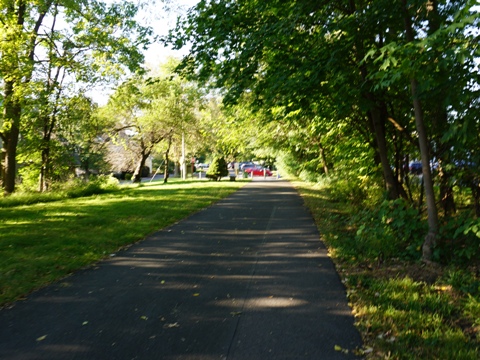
[62,175,120,198]
[351,198,426,260]
[438,213,480,265]
[206,156,228,181]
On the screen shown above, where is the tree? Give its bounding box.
[206,156,228,181]
[60,95,112,179]
[0,0,152,194]
[365,0,479,260]
[168,0,409,199]
[169,0,480,263]
[104,59,202,183]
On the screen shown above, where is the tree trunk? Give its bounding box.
[132,150,150,183]
[2,81,21,195]
[318,142,329,175]
[472,183,480,218]
[368,105,406,200]
[438,160,456,217]
[0,141,4,189]
[164,137,172,184]
[427,1,455,218]
[39,145,50,192]
[84,159,91,180]
[412,82,439,264]
[403,0,439,262]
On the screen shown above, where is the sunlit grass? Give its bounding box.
[0,178,247,306]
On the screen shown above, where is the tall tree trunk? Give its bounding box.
[2,81,21,195]
[39,145,50,192]
[164,137,172,184]
[0,140,4,189]
[472,183,480,218]
[427,0,455,218]
[318,141,329,175]
[83,159,91,180]
[39,119,53,192]
[438,160,456,217]
[411,79,439,262]
[368,104,407,200]
[403,0,439,262]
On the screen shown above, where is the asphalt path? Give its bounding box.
[0,179,363,359]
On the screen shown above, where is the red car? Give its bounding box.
[243,166,273,176]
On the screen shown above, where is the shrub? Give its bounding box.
[438,213,480,265]
[206,156,228,181]
[65,175,120,197]
[351,198,426,260]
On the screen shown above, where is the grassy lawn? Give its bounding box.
[292,179,480,360]
[0,179,247,307]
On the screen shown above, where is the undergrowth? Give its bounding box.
[291,175,480,359]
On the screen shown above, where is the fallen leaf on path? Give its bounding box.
[163,322,180,329]
[334,345,349,354]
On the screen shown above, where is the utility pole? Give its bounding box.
[181,132,186,180]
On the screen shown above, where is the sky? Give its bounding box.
[142,0,198,68]
[91,0,198,105]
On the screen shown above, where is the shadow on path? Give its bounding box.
[0,179,362,360]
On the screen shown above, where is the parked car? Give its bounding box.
[409,161,422,175]
[244,166,273,176]
[196,163,210,171]
[240,162,255,170]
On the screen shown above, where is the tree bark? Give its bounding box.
[367,104,407,200]
[402,0,439,262]
[2,81,21,195]
[39,144,50,192]
[164,137,172,184]
[318,142,329,175]
[132,147,150,183]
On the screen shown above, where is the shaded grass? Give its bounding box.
[0,179,247,307]
[291,179,480,360]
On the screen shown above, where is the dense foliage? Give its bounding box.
[167,0,480,263]
[0,0,153,194]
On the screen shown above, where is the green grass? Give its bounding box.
[291,178,480,360]
[0,178,247,307]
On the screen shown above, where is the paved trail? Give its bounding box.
[0,179,362,359]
